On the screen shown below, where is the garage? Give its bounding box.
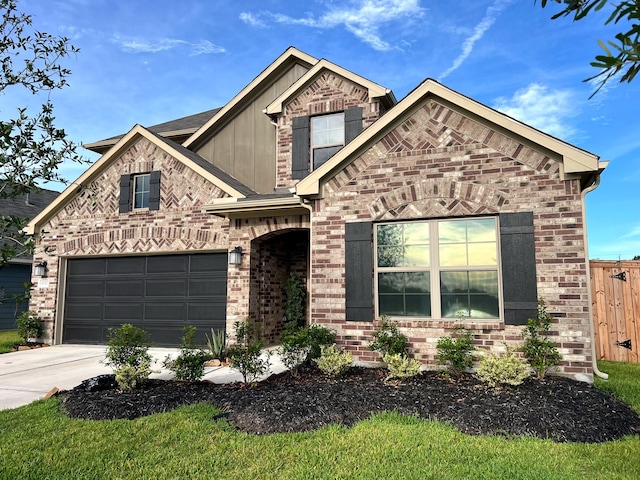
[63,253,227,346]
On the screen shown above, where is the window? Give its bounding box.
[119,171,161,213]
[375,218,499,319]
[310,113,345,170]
[133,174,150,209]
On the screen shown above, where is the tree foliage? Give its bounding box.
[538,0,640,96]
[0,0,85,268]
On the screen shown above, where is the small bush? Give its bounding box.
[475,345,531,387]
[226,318,270,385]
[305,324,336,360]
[436,325,474,377]
[383,353,421,382]
[521,299,562,379]
[16,311,43,343]
[105,323,153,389]
[206,328,226,359]
[313,344,352,377]
[278,321,311,376]
[163,326,211,382]
[369,316,408,357]
[114,360,151,390]
[284,273,306,328]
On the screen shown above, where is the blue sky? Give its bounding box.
[5,0,639,259]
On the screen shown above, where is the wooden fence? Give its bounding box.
[590,260,640,363]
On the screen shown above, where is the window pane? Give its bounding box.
[441,271,499,318]
[311,113,344,148]
[439,244,467,266]
[378,272,404,294]
[313,146,342,169]
[404,223,429,244]
[404,246,429,267]
[466,218,496,242]
[439,221,467,243]
[406,295,431,316]
[379,295,405,316]
[377,246,403,268]
[377,224,403,246]
[468,242,497,266]
[311,130,328,145]
[404,271,430,293]
[377,223,429,267]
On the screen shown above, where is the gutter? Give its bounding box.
[582,169,609,380]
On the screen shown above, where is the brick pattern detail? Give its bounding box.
[309,99,594,381]
[30,137,231,343]
[276,70,384,189]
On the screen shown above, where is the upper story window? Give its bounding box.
[119,171,161,213]
[133,174,151,209]
[311,113,345,170]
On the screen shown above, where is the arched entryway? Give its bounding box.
[249,228,309,344]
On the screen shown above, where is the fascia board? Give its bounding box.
[265,59,391,115]
[296,79,600,197]
[183,47,318,148]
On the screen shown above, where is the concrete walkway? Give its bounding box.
[0,344,285,410]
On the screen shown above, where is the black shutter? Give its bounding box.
[119,175,131,213]
[148,171,161,211]
[345,221,374,322]
[344,107,363,144]
[292,116,310,179]
[500,212,537,325]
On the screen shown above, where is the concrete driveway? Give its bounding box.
[0,344,285,410]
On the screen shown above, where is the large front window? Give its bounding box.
[311,113,344,170]
[375,218,499,319]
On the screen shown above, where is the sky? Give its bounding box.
[3,0,639,260]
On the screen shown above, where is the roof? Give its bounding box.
[84,108,222,154]
[25,125,255,235]
[296,78,606,197]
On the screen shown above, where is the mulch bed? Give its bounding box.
[57,366,640,443]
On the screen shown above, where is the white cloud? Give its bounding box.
[113,36,225,55]
[492,83,577,140]
[240,0,425,51]
[439,0,513,79]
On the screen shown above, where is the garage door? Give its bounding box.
[63,253,227,346]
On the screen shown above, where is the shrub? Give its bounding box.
[383,353,421,382]
[105,323,153,390]
[475,345,531,387]
[436,325,474,377]
[16,311,43,343]
[206,328,226,359]
[226,318,270,385]
[368,316,408,357]
[521,299,562,379]
[313,344,352,377]
[305,323,336,360]
[278,321,311,376]
[163,326,211,382]
[284,273,306,328]
[115,360,151,390]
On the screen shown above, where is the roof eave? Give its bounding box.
[204,196,309,219]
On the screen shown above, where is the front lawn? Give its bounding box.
[0,329,20,353]
[0,361,639,479]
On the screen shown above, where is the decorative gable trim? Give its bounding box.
[25,125,249,235]
[264,59,396,116]
[295,79,605,198]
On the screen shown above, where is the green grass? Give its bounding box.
[0,329,20,353]
[1,361,639,479]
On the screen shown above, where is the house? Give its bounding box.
[0,187,60,329]
[25,47,606,381]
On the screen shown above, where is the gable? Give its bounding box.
[296,79,604,197]
[25,125,252,235]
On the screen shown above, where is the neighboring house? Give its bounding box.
[25,47,606,381]
[0,188,60,329]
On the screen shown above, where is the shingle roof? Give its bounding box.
[85,108,221,151]
[0,188,60,219]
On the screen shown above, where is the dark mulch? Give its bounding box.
[57,366,640,443]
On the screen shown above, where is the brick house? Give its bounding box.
[26,47,606,381]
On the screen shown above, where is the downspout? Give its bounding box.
[582,173,608,380]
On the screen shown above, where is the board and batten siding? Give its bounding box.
[590,260,640,363]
